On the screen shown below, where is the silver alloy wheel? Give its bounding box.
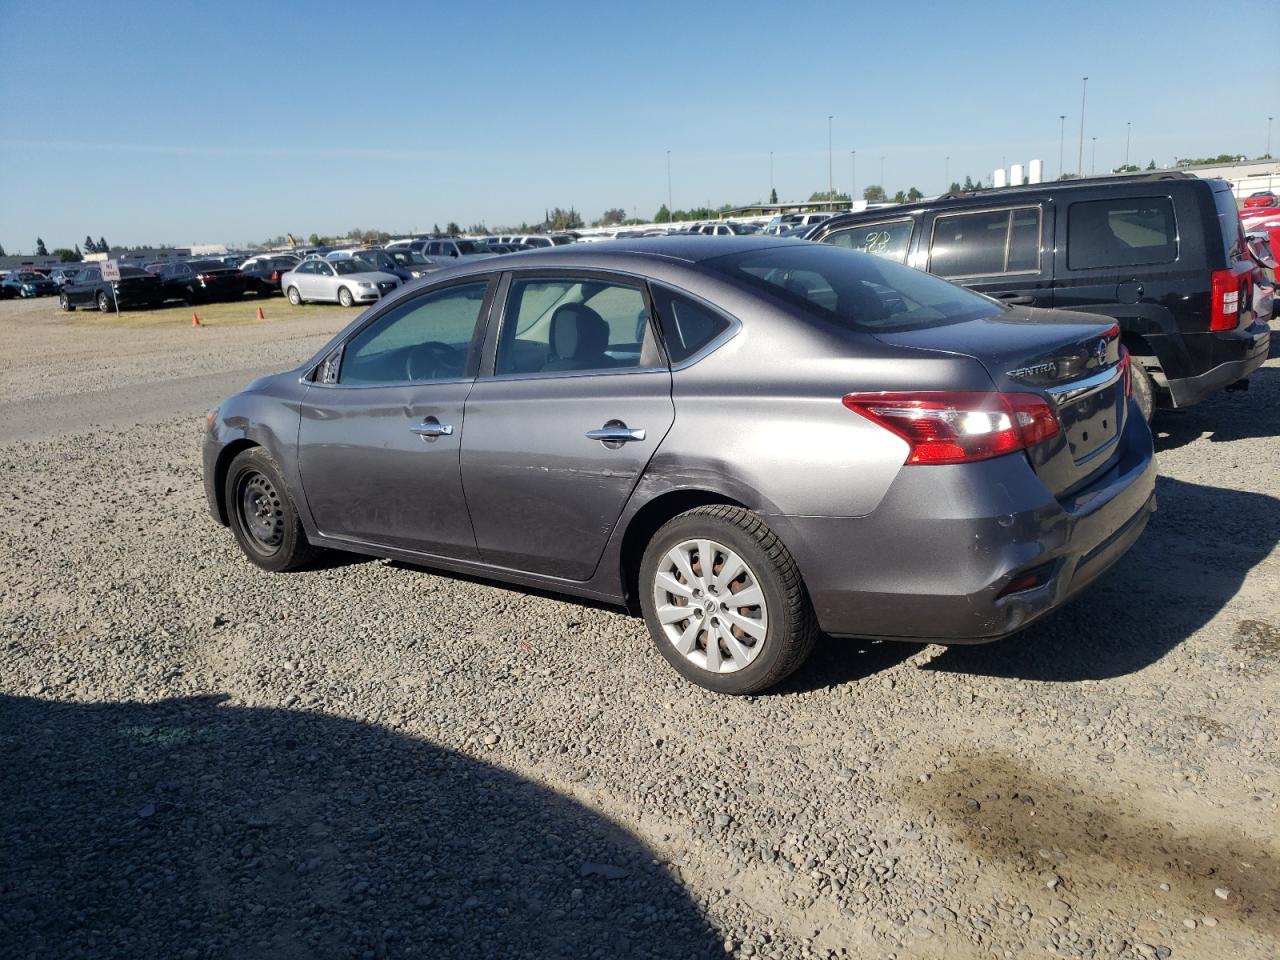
[287,286,301,305]
[651,537,768,674]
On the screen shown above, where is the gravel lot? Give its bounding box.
[1,295,1277,959]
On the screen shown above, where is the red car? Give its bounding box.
[1243,190,1277,209]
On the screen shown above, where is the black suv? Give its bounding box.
[808,173,1269,419]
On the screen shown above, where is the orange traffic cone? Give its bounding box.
[191,312,201,327]
[255,306,265,321]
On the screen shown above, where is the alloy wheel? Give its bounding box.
[651,538,768,674]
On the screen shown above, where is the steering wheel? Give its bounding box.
[405,341,462,381]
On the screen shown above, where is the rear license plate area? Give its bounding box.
[1062,382,1120,462]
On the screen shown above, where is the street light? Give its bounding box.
[879,155,885,192]
[1091,136,1097,175]
[1125,121,1131,166]
[666,150,672,215]
[1077,76,1088,177]
[769,151,774,196]
[827,116,833,198]
[944,155,950,191]
[1268,116,1274,158]
[1058,115,1066,179]
[850,150,856,203]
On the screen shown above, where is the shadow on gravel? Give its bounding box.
[906,750,1280,947]
[923,475,1280,682]
[769,637,917,696]
[0,695,721,960]
[1154,365,1278,452]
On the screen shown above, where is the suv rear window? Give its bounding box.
[1212,186,1243,262]
[929,207,1041,277]
[1067,197,1177,269]
[709,243,1001,334]
[825,218,914,263]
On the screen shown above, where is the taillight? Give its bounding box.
[841,391,1060,465]
[270,271,279,281]
[197,273,215,283]
[1210,268,1246,331]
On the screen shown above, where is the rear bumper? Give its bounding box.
[770,409,1156,643]
[1165,321,1270,407]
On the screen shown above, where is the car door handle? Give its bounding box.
[996,292,1035,305]
[586,426,645,443]
[411,420,454,439]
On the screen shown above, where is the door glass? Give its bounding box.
[339,281,490,385]
[930,209,1011,277]
[496,277,651,375]
[651,286,731,362]
[1067,197,1178,269]
[1007,208,1042,271]
[826,219,914,263]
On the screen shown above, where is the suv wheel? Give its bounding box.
[639,505,818,694]
[1130,362,1156,423]
[96,291,113,313]
[59,292,74,312]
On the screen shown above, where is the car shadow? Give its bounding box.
[767,636,918,696]
[1154,362,1278,452]
[922,475,1280,682]
[0,695,721,959]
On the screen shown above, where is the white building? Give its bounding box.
[1178,158,1280,201]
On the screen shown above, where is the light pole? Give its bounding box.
[1077,76,1088,177]
[850,150,856,203]
[1058,115,1066,179]
[769,151,774,196]
[666,150,672,216]
[1268,116,1274,157]
[879,155,885,192]
[1091,136,1097,175]
[1125,121,1131,166]
[944,155,950,191]
[827,115,834,199]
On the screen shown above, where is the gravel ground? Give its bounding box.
[1,297,1277,959]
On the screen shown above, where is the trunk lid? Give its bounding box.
[873,307,1126,496]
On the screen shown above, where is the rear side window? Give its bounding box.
[825,218,914,263]
[929,207,1041,277]
[651,286,730,363]
[1067,197,1178,269]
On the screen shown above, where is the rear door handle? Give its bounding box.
[411,419,454,439]
[996,292,1035,306]
[586,427,645,442]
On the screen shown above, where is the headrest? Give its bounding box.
[549,303,609,360]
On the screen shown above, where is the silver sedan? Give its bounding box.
[281,258,400,307]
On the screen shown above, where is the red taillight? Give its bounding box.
[841,391,1061,465]
[270,271,279,281]
[1210,267,1247,331]
[197,273,216,283]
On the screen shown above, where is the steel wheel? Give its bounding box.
[651,537,768,674]
[236,471,286,555]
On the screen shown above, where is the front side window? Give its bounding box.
[339,281,490,385]
[709,243,1002,334]
[825,218,915,263]
[495,276,651,376]
[1068,196,1178,269]
[929,206,1041,277]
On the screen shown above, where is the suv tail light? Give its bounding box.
[841,391,1061,465]
[1210,267,1249,331]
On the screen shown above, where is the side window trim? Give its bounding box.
[926,204,1043,279]
[310,274,498,389]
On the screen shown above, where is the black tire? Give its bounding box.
[337,286,354,308]
[59,293,74,312]
[287,286,302,306]
[638,505,818,695]
[1131,361,1156,424]
[97,291,114,313]
[224,447,322,573]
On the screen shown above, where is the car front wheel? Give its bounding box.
[97,291,114,313]
[337,287,354,308]
[287,286,302,306]
[224,447,321,572]
[639,505,818,695]
[59,293,74,312]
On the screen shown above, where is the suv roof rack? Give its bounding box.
[938,170,1191,201]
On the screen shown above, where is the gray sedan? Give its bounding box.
[204,238,1155,694]
[281,257,400,307]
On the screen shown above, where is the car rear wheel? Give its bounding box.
[97,291,114,313]
[225,447,321,572]
[1130,362,1155,423]
[59,293,74,312]
[639,505,818,694]
[337,287,354,308]
[287,286,302,306]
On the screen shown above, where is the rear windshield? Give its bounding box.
[456,240,492,254]
[119,267,149,278]
[187,260,228,271]
[708,243,1002,333]
[1212,186,1244,262]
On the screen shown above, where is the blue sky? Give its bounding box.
[0,0,1275,251]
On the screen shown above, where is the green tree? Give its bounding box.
[307,233,321,246]
[74,244,82,259]
[769,187,778,204]
[599,208,627,226]
[445,222,461,236]
[1113,163,1140,174]
[433,223,442,236]
[546,207,583,231]
[97,237,108,253]
[84,235,96,253]
[891,191,907,204]
[52,248,78,262]
[654,204,671,223]
[1175,153,1245,168]
[948,181,962,193]
[35,237,48,256]
[862,184,887,202]
[0,242,6,256]
[809,190,851,203]
[1146,159,1157,170]
[907,187,924,202]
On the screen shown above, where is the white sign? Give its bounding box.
[101,260,121,282]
